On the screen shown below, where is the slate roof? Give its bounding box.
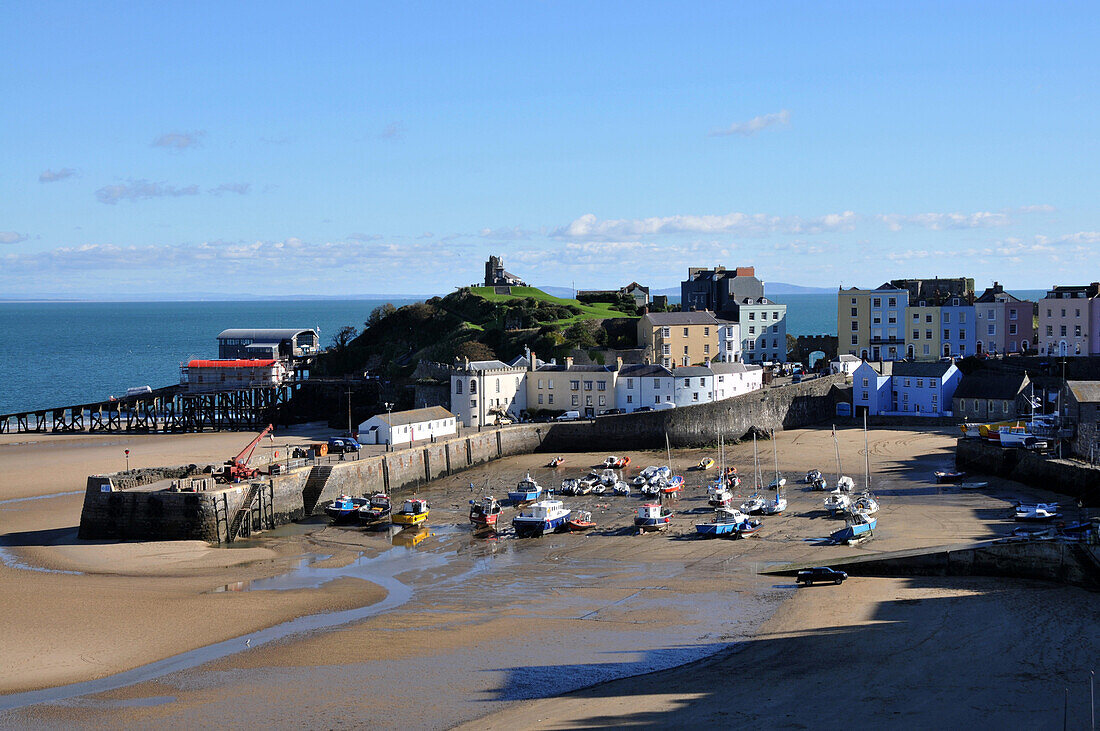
[619,364,674,377]
[709,362,760,374]
[1066,381,1100,404]
[369,406,455,427]
[643,311,719,326]
[952,373,1029,401]
[891,360,956,378]
[672,366,713,377]
[535,364,612,373]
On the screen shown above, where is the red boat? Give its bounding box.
[614,456,631,469]
[547,457,565,468]
[566,510,596,531]
[469,496,504,530]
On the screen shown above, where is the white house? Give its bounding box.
[830,354,862,376]
[358,406,457,446]
[715,320,743,363]
[451,359,528,427]
[737,297,788,363]
[711,362,764,400]
[615,364,675,412]
[672,366,715,407]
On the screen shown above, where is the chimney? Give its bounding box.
[615,356,623,371]
[527,351,536,372]
[463,356,470,369]
[565,356,574,369]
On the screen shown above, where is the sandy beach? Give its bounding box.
[1,425,1094,728]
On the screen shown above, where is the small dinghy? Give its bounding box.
[469,495,504,530]
[934,470,966,484]
[599,469,618,485]
[805,469,823,483]
[811,476,829,491]
[547,457,565,468]
[591,483,607,495]
[603,456,620,468]
[957,481,988,490]
[615,456,631,469]
[698,457,715,471]
[612,480,631,496]
[357,493,392,525]
[660,475,684,496]
[393,498,430,526]
[1014,502,1060,522]
[634,503,673,532]
[835,476,854,492]
[734,517,763,538]
[631,475,649,487]
[566,510,596,532]
[640,481,660,497]
[326,495,368,523]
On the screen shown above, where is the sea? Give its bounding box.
[0,291,1046,415]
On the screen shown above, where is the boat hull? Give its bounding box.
[393,511,428,526]
[512,513,570,536]
[634,517,671,531]
[695,522,739,537]
[507,490,541,503]
[358,508,391,525]
[325,508,360,523]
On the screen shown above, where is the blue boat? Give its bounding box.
[512,499,571,537]
[830,511,877,543]
[695,507,748,537]
[324,495,368,523]
[507,473,543,503]
[635,503,673,532]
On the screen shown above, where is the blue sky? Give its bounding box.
[2,1,1098,298]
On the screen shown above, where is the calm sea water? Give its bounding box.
[0,291,1047,414]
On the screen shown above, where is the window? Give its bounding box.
[683,346,689,355]
[570,380,580,390]
[913,330,919,340]
[654,396,661,404]
[943,312,951,323]
[925,330,932,339]
[584,380,593,391]
[548,394,554,404]
[851,321,858,331]
[748,312,755,320]
[548,379,554,389]
[704,344,710,354]
[851,298,857,304]
[861,392,868,400]
[693,392,699,401]
[683,327,689,337]
[926,314,933,323]
[888,298,896,307]
[704,327,710,336]
[852,308,858,317]
[923,345,929,355]
[1062,309,1066,317]
[944,329,950,340]
[928,378,936,387]
[916,379,923,387]
[469,380,477,394]
[851,335,858,345]
[495,380,500,393]
[662,327,670,338]
[455,381,463,394]
[571,395,579,406]
[772,325,778,333]
[627,395,633,404]
[772,311,779,319]
[912,313,919,322]
[598,396,606,406]
[952,298,960,306]
[1076,309,1082,317]
[683,378,690,387]
[537,378,543,389]
[1046,325,1053,336]
[873,298,881,308]
[873,315,882,325]
[1061,325,1067,336]
[987,325,995,335]
[905,378,911,387]
[470,398,477,408]
[597,381,606,391]
[662,344,671,355]
[988,310,996,321]
[1009,310,1017,321]
[626,378,634,389]
[1075,325,1082,337]
[862,378,868,387]
[653,378,661,388]
[959,312,966,323]
[1009,323,1017,335]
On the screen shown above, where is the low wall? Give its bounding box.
[767,540,1100,591]
[956,439,1100,505]
[540,374,847,451]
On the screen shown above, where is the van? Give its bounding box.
[652,402,676,411]
[556,410,581,421]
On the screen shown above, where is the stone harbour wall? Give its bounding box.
[956,438,1100,506]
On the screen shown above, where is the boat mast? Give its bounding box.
[753,432,761,490]
[665,432,672,470]
[771,428,780,494]
[863,410,871,492]
[832,425,842,482]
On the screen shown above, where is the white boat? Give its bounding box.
[512,499,571,536]
[805,469,822,483]
[830,509,878,542]
[560,478,580,495]
[740,494,766,514]
[599,469,618,485]
[824,489,851,516]
[957,481,989,490]
[707,483,734,507]
[612,480,631,496]
[852,492,879,515]
[603,456,620,468]
[835,475,855,492]
[764,430,787,515]
[640,481,660,497]
[761,495,787,515]
[1014,502,1061,522]
[631,475,648,487]
[634,503,673,532]
[592,482,607,494]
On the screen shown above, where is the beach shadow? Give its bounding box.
[1,525,83,547]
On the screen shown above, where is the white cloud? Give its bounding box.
[152,131,205,149]
[553,211,857,240]
[1014,204,1056,214]
[96,180,201,204]
[209,182,250,196]
[876,211,1011,231]
[0,231,28,244]
[348,232,383,242]
[479,226,532,241]
[39,168,76,183]
[709,110,790,137]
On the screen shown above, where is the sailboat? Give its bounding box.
[832,426,855,492]
[762,429,787,515]
[831,413,879,541]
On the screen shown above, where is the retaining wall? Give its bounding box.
[956,439,1100,505]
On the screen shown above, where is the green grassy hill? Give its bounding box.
[468,286,633,323]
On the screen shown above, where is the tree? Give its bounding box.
[333,325,359,351]
[453,340,497,362]
[366,303,397,329]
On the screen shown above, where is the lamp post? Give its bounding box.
[384,402,394,452]
[346,388,353,438]
[124,449,130,472]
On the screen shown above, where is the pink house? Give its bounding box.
[974,282,1035,356]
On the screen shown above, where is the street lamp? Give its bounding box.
[384,402,394,452]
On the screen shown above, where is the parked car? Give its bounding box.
[635,406,654,412]
[327,437,361,453]
[652,402,676,411]
[598,408,625,416]
[796,567,848,586]
[555,410,581,421]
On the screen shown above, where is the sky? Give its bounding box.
[2,1,1099,298]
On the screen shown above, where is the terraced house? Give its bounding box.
[637,311,720,368]
[1039,283,1099,356]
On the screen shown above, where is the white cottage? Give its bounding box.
[358,406,457,446]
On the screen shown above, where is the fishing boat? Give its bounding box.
[547,456,565,468]
[695,507,748,537]
[603,456,620,468]
[735,517,763,538]
[740,494,766,514]
[660,474,684,495]
[512,498,571,537]
[566,510,596,531]
[830,509,877,543]
[934,470,966,484]
[634,503,673,532]
[824,489,851,516]
[392,498,430,526]
[698,457,715,471]
[707,483,734,507]
[325,494,368,523]
[612,480,631,496]
[357,493,392,525]
[508,473,543,502]
[469,495,504,530]
[852,492,879,515]
[560,478,580,496]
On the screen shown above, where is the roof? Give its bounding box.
[891,360,956,378]
[1066,381,1100,403]
[216,328,316,341]
[366,406,455,427]
[643,311,718,326]
[834,354,861,362]
[187,359,277,368]
[619,364,673,377]
[975,286,1025,304]
[536,364,612,373]
[1045,283,1100,298]
[465,359,511,371]
[673,366,712,377]
[953,373,1028,401]
[709,362,761,374]
[855,361,893,376]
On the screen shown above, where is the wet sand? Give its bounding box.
[0,425,1089,728]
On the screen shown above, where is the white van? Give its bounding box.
[556,410,581,421]
[652,402,676,411]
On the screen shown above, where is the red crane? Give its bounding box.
[220,424,274,482]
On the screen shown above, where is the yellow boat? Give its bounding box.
[392,498,429,526]
[960,419,1025,439]
[698,457,715,470]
